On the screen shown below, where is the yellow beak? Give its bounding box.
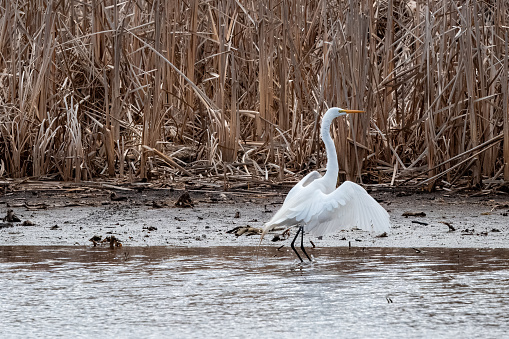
[342,109,365,113]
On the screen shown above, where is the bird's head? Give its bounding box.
[327,107,365,117]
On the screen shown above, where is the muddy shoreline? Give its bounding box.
[1,182,509,249]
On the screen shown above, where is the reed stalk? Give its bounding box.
[0,0,508,189]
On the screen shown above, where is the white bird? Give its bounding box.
[260,107,391,262]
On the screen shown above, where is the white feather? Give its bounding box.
[260,108,391,248]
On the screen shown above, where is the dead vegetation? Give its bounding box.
[1,0,509,190]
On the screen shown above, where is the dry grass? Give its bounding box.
[1,0,508,189]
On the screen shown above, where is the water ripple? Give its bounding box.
[1,246,509,338]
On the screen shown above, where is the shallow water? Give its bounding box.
[1,246,509,338]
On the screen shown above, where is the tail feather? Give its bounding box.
[258,223,272,246]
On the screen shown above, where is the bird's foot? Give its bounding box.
[292,258,315,268]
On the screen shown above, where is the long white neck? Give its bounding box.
[320,109,340,183]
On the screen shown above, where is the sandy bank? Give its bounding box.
[1,183,508,249]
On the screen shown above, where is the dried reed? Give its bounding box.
[1,0,508,190]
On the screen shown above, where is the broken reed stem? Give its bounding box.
[504,30,509,181]
[142,145,192,176]
[412,138,503,188]
[0,0,508,189]
[398,133,504,187]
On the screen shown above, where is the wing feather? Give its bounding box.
[305,181,391,237]
[263,179,390,239]
[284,171,322,203]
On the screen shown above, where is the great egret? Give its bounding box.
[260,107,391,262]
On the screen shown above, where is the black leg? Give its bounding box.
[300,227,312,261]
[290,227,303,262]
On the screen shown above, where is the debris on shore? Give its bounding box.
[175,191,194,208]
[226,226,262,237]
[89,235,122,248]
[3,209,21,222]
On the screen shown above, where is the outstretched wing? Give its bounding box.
[307,181,391,236]
[283,170,322,203]
[264,171,324,229]
[277,180,390,237]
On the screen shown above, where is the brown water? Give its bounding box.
[1,246,509,338]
